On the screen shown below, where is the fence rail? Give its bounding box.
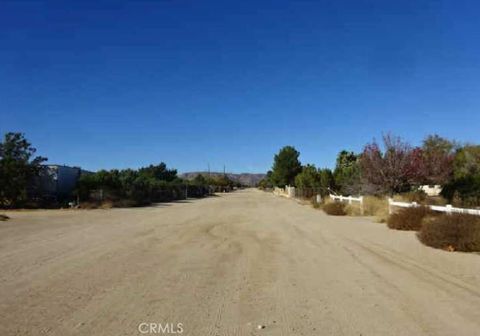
[329,194,363,204]
[388,198,480,216]
[329,194,364,214]
[272,188,480,217]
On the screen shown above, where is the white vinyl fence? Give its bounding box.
[273,186,296,198]
[275,189,480,217]
[388,198,480,216]
[329,194,364,214]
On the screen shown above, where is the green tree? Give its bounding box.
[421,134,455,185]
[318,168,335,196]
[138,163,177,182]
[453,145,480,179]
[295,164,319,189]
[441,145,480,206]
[192,174,207,186]
[295,165,334,196]
[0,132,47,207]
[271,146,302,187]
[333,150,360,194]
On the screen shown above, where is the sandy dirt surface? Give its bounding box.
[1,189,480,336]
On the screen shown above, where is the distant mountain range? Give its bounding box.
[181,172,266,187]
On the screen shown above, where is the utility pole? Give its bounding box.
[208,163,211,195]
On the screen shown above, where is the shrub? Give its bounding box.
[387,206,434,231]
[418,214,480,252]
[441,174,480,207]
[394,190,427,204]
[425,196,448,206]
[76,163,210,207]
[0,214,9,221]
[323,202,347,216]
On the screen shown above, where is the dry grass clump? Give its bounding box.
[0,214,9,221]
[80,199,149,209]
[394,191,427,204]
[394,191,448,206]
[418,214,480,252]
[426,196,448,206]
[99,200,114,209]
[387,206,435,231]
[363,196,389,216]
[343,196,388,222]
[345,204,362,216]
[323,202,347,216]
[79,201,101,209]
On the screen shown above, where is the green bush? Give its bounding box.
[387,206,434,231]
[76,163,210,207]
[441,175,480,207]
[418,214,480,252]
[323,202,347,216]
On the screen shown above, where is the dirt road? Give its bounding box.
[1,189,479,336]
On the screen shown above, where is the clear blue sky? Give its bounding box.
[1,1,479,173]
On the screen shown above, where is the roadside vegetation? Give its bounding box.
[0,132,240,209]
[261,133,480,252]
[0,132,47,208]
[418,214,480,252]
[260,134,480,207]
[322,202,347,216]
[77,167,238,208]
[387,206,435,231]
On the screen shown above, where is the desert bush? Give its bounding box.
[441,174,480,207]
[345,204,362,216]
[323,202,347,216]
[76,163,210,207]
[387,206,435,231]
[0,214,9,221]
[418,214,480,252]
[395,190,427,204]
[425,196,448,206]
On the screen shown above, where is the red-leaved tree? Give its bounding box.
[360,134,424,195]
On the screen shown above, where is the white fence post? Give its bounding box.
[359,196,364,215]
[316,194,321,204]
[446,204,452,215]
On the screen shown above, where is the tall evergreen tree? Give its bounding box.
[271,146,302,187]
